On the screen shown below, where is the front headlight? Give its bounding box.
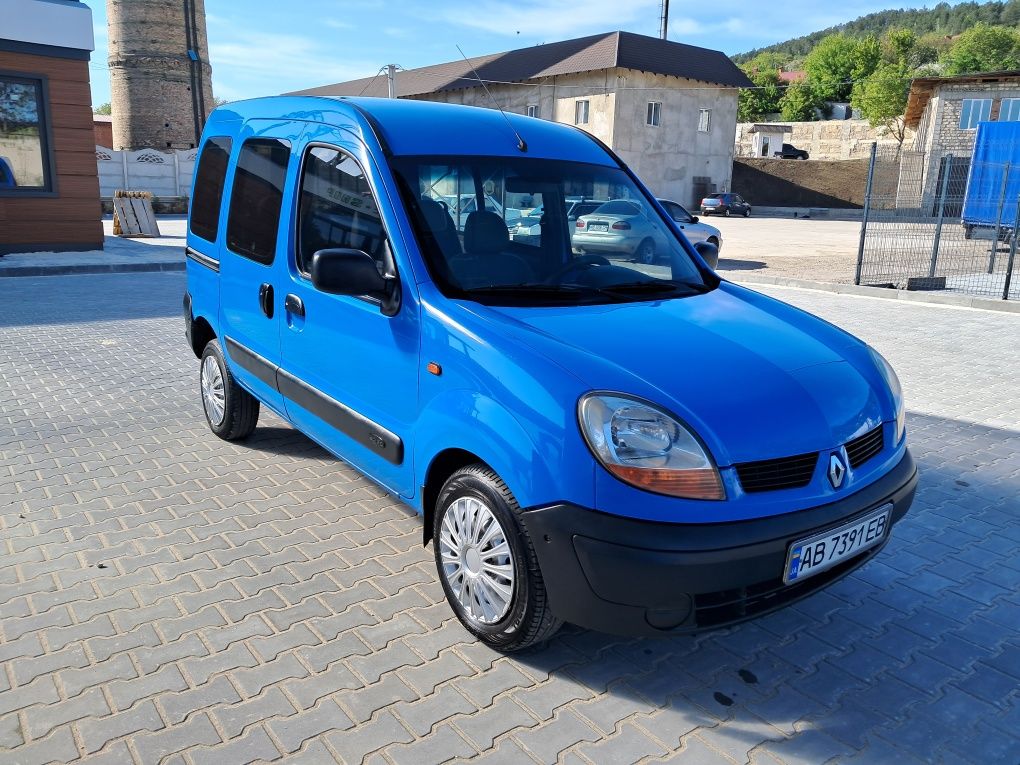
[868,347,905,444]
[578,393,724,500]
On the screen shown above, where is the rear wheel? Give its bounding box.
[433,465,561,651]
[635,238,656,264]
[743,208,751,218]
[200,339,259,440]
[724,208,731,217]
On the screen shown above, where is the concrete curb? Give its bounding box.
[730,273,1020,314]
[0,261,186,278]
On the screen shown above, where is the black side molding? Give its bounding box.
[224,336,279,390]
[186,246,220,272]
[277,369,403,465]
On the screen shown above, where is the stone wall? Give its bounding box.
[735,119,909,160]
[107,0,214,150]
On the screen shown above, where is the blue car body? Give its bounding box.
[184,96,916,637]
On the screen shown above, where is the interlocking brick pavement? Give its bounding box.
[0,273,1017,764]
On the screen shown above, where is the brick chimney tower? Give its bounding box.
[107,0,214,150]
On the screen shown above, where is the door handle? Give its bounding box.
[258,283,274,318]
[284,293,305,317]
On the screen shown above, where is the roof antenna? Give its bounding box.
[456,44,528,152]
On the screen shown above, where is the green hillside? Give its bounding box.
[733,1,1020,62]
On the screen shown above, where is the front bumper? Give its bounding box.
[521,450,917,636]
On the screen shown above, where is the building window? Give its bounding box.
[999,98,1020,122]
[226,138,291,265]
[646,101,661,127]
[574,100,589,125]
[0,74,53,192]
[698,108,712,133]
[960,98,992,129]
[527,104,539,118]
[189,136,232,243]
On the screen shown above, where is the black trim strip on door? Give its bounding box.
[185,246,220,272]
[276,369,404,465]
[224,336,279,390]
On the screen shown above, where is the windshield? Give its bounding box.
[390,155,711,306]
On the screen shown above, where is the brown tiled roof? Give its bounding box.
[904,70,1020,128]
[291,31,753,98]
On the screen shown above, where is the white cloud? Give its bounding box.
[438,0,660,38]
[205,18,382,98]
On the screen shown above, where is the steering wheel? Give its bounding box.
[546,254,611,282]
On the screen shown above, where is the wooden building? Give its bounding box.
[0,0,103,254]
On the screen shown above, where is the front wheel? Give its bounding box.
[743,208,751,218]
[724,208,731,217]
[433,465,561,651]
[200,339,260,440]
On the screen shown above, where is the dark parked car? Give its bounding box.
[776,143,809,160]
[701,193,751,217]
[0,156,15,188]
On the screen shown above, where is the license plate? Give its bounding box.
[783,505,891,584]
[588,223,609,232]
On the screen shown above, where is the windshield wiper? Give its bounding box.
[586,280,711,298]
[461,283,595,296]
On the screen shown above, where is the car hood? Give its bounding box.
[480,283,883,465]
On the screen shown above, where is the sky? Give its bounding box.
[82,0,951,107]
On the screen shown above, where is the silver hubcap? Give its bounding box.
[201,355,226,425]
[439,497,515,624]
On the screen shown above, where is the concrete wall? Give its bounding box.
[95,145,196,198]
[107,0,214,150]
[612,69,737,207]
[416,67,739,207]
[735,120,908,160]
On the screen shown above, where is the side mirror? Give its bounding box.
[311,248,388,296]
[690,215,700,224]
[693,241,719,270]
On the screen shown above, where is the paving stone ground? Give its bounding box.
[0,273,1017,765]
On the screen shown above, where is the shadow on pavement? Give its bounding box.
[717,258,768,271]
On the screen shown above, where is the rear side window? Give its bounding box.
[297,145,389,289]
[226,138,291,264]
[189,137,232,242]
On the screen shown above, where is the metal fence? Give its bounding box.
[855,142,1020,301]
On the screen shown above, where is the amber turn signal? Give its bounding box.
[607,465,725,500]
[427,361,442,376]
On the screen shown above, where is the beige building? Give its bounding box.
[902,71,1020,209]
[294,31,752,207]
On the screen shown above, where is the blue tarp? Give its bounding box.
[962,121,1020,228]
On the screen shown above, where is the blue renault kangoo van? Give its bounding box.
[184,97,916,650]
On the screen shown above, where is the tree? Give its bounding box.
[804,33,881,102]
[943,23,1020,74]
[212,96,229,108]
[779,81,823,121]
[852,62,912,144]
[93,102,112,115]
[738,67,783,122]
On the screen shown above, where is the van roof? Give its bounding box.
[205,96,615,165]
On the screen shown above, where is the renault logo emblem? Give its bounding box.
[828,453,847,489]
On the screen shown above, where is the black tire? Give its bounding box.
[743,208,751,218]
[433,464,561,651]
[635,238,656,264]
[724,208,731,217]
[199,339,260,440]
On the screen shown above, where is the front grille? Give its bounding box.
[846,426,884,468]
[735,452,818,493]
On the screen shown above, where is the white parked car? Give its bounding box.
[657,199,722,255]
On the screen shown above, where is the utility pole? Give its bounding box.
[386,64,396,98]
[659,0,669,39]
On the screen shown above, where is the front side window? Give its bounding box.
[0,74,51,192]
[999,98,1020,122]
[646,101,661,127]
[190,136,232,242]
[297,145,390,295]
[960,98,992,129]
[391,155,710,307]
[226,138,291,264]
[575,100,590,125]
[698,108,711,133]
